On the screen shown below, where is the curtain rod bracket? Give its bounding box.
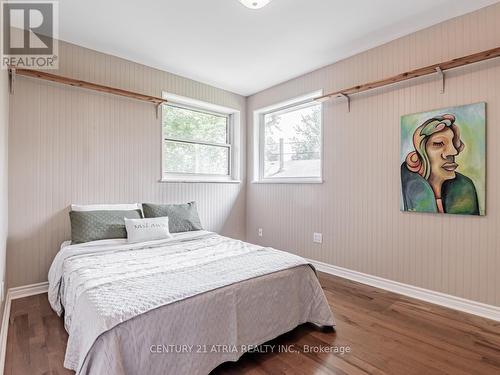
[435,66,445,94]
[338,93,350,112]
[155,103,162,119]
[8,67,15,94]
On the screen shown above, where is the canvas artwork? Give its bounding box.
[400,102,486,216]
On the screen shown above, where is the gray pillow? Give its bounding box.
[142,202,203,233]
[69,209,143,244]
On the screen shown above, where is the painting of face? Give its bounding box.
[426,128,459,181]
[401,103,485,216]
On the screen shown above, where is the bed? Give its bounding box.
[48,230,335,375]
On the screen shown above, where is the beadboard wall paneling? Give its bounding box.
[8,41,246,288]
[246,3,500,306]
[1,68,9,312]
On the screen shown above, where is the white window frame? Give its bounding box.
[161,92,241,183]
[253,90,323,184]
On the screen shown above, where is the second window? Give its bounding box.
[258,95,322,182]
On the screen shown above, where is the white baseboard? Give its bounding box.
[0,281,49,375]
[7,281,49,300]
[309,258,500,322]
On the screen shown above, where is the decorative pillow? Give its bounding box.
[142,202,203,233]
[71,203,142,212]
[124,217,173,243]
[69,209,143,244]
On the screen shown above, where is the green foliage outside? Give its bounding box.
[264,104,321,161]
[290,106,321,160]
[163,105,229,175]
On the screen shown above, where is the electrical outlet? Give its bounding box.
[313,232,323,244]
[258,228,263,237]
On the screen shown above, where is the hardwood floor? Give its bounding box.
[4,272,500,375]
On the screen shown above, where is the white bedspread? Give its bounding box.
[48,231,334,373]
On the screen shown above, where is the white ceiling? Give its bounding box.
[58,0,499,96]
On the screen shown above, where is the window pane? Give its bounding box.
[263,103,321,179]
[164,141,229,175]
[163,105,227,144]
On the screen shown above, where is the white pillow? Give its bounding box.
[124,217,172,243]
[71,203,142,212]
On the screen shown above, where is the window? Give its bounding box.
[254,92,323,183]
[161,93,240,182]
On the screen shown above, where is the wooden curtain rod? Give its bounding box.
[8,67,167,106]
[315,46,500,103]
[8,46,500,109]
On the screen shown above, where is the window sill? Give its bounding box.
[252,179,323,184]
[159,178,241,184]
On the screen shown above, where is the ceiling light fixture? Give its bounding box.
[239,0,272,10]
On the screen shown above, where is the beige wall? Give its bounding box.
[7,41,247,288]
[246,4,500,306]
[1,68,9,312]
